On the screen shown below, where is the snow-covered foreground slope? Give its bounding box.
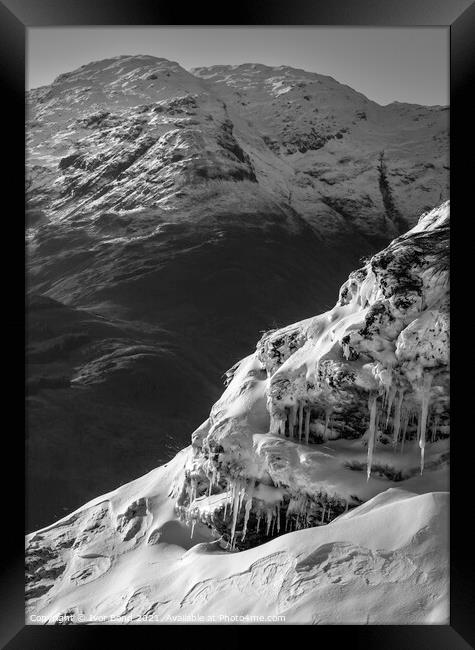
[26,203,449,624]
[26,446,448,624]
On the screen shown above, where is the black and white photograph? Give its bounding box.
[23,24,453,626]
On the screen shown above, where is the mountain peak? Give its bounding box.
[50,54,192,87]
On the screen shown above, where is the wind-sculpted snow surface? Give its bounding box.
[178,202,449,550]
[26,203,449,624]
[26,447,448,624]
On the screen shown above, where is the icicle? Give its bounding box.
[266,507,273,535]
[190,519,196,539]
[229,480,243,549]
[188,477,197,505]
[392,389,405,446]
[208,467,217,497]
[298,403,304,442]
[256,513,261,533]
[275,505,281,533]
[289,405,297,438]
[241,483,254,542]
[420,445,425,475]
[300,496,307,528]
[285,498,293,531]
[366,393,378,481]
[238,484,246,513]
[320,502,326,524]
[224,485,231,519]
[419,373,433,475]
[304,407,311,444]
[381,384,388,413]
[400,412,410,454]
[385,385,398,429]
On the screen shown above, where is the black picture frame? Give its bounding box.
[1,0,473,647]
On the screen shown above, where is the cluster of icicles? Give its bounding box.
[269,401,335,444]
[269,371,439,480]
[180,369,443,550]
[182,473,347,551]
[367,372,435,478]
[182,474,256,549]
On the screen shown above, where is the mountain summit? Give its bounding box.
[28,55,448,237]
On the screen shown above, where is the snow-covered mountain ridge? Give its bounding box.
[28,55,448,239]
[26,202,450,624]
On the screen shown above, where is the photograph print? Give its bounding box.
[25,26,450,625]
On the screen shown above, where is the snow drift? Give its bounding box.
[25,446,448,624]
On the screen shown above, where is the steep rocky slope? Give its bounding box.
[27,56,449,238]
[193,63,448,238]
[26,55,449,529]
[25,204,449,624]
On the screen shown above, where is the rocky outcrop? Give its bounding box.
[177,203,450,549]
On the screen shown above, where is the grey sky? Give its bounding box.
[27,27,448,106]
